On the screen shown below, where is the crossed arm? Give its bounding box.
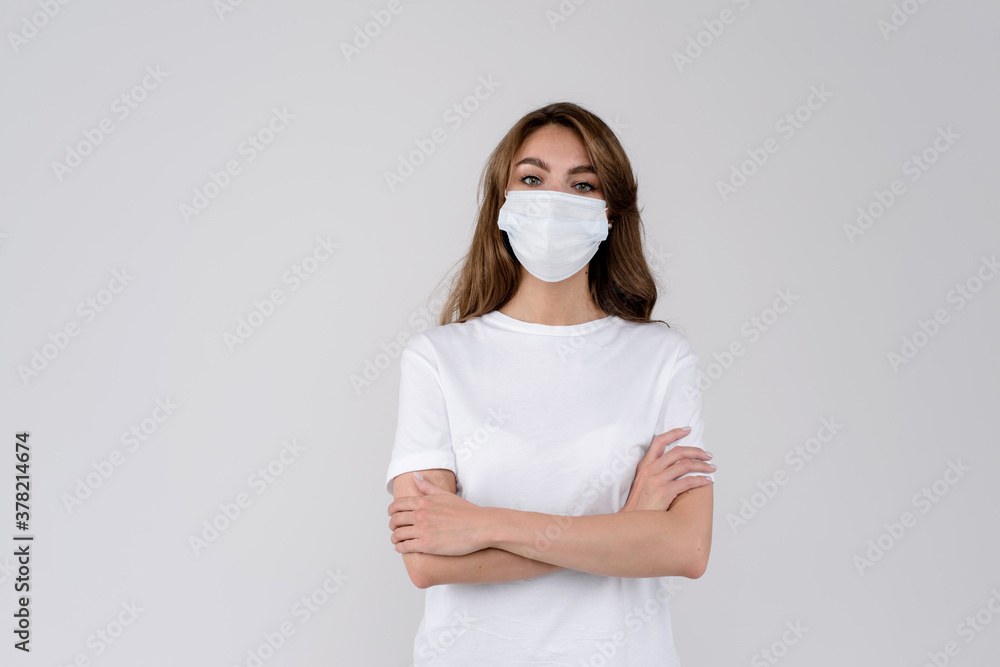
[388,430,715,589]
[391,468,565,589]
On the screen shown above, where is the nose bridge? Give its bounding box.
[528,190,561,217]
[519,190,607,218]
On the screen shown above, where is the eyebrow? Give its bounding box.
[513,157,596,175]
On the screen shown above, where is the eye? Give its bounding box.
[519,174,542,186]
[573,181,597,192]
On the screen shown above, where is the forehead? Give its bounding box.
[513,124,590,164]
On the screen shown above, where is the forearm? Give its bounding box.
[406,548,564,588]
[485,508,705,579]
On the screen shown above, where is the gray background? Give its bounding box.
[2,1,998,665]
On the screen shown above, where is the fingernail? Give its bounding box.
[681,426,692,431]
[414,472,424,481]
[709,464,716,469]
[705,451,713,458]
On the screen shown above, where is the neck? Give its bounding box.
[498,268,607,326]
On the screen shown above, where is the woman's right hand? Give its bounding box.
[618,428,715,513]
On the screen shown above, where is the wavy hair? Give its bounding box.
[435,102,668,328]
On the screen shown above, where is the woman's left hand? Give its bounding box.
[388,473,491,556]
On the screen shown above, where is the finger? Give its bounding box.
[679,474,714,491]
[662,445,711,460]
[651,426,692,449]
[658,446,712,469]
[413,473,449,495]
[395,538,422,554]
[646,445,711,477]
[664,458,717,478]
[659,466,715,486]
[647,464,713,490]
[388,510,415,530]
[390,526,420,545]
[663,473,714,499]
[644,427,692,463]
[387,496,420,515]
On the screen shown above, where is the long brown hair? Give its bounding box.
[436,102,669,328]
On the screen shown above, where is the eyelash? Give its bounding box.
[519,174,597,192]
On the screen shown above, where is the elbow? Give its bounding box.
[684,537,711,579]
[654,533,711,579]
[403,553,435,589]
[410,572,433,590]
[685,555,708,579]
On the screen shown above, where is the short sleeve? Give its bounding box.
[384,335,457,495]
[654,335,714,482]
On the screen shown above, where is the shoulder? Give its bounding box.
[614,318,697,361]
[402,315,488,364]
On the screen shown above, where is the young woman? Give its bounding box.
[385,102,716,666]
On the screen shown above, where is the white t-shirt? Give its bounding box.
[385,309,713,666]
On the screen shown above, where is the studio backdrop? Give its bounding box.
[1,1,998,665]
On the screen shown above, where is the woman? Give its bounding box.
[385,102,716,666]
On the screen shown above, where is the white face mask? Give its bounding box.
[497,189,610,282]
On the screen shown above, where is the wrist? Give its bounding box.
[479,506,511,550]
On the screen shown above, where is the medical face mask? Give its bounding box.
[497,189,610,283]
